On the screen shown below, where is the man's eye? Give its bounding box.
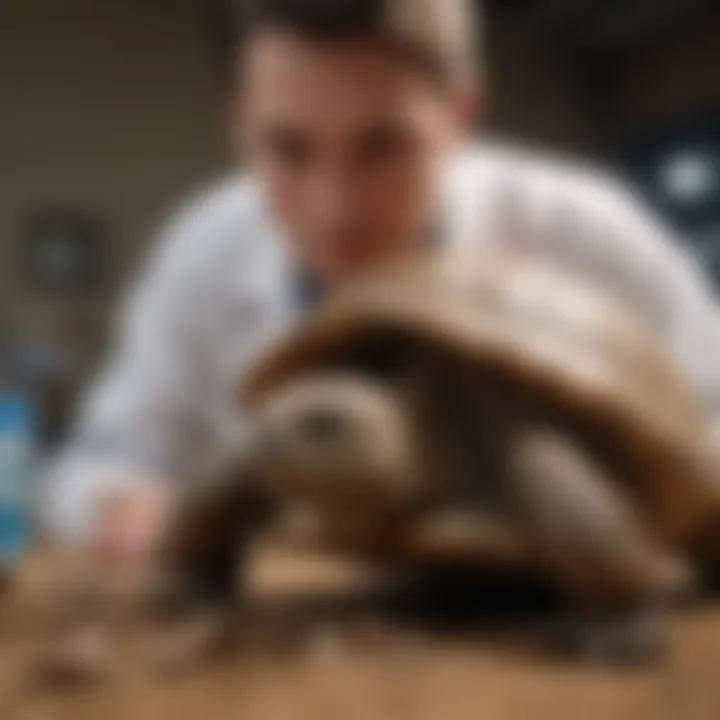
[358,126,413,163]
[265,128,314,165]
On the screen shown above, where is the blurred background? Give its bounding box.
[0,0,718,450]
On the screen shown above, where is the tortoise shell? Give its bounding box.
[240,252,719,552]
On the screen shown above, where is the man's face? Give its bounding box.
[238,32,472,284]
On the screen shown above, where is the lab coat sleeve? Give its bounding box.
[42,203,222,546]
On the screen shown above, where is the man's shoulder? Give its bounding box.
[455,138,633,219]
[158,173,266,259]
[121,172,282,318]
[139,172,275,289]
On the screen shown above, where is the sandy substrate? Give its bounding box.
[1,552,719,720]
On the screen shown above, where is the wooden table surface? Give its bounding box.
[1,552,719,720]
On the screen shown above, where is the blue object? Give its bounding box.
[0,393,36,562]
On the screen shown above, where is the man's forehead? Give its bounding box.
[243,33,440,125]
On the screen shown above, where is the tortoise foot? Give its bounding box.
[149,608,239,677]
[38,623,113,689]
[555,604,668,666]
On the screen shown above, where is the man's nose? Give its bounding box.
[307,170,360,222]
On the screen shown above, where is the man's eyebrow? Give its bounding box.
[260,122,306,140]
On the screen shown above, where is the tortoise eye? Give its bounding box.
[299,409,348,444]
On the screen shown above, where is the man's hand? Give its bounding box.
[90,481,173,570]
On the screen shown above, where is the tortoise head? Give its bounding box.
[250,374,417,512]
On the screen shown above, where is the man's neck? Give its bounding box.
[294,218,443,314]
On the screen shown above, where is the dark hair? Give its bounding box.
[231,0,478,86]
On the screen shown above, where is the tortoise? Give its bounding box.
[159,251,720,663]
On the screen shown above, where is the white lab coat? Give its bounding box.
[44,141,720,543]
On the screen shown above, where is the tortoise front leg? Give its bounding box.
[138,451,277,672]
[151,448,275,613]
[506,427,687,664]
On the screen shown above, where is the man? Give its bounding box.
[44,0,720,567]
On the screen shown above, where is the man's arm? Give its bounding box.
[42,198,224,551]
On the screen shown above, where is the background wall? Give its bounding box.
[0,0,228,347]
[486,17,591,153]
